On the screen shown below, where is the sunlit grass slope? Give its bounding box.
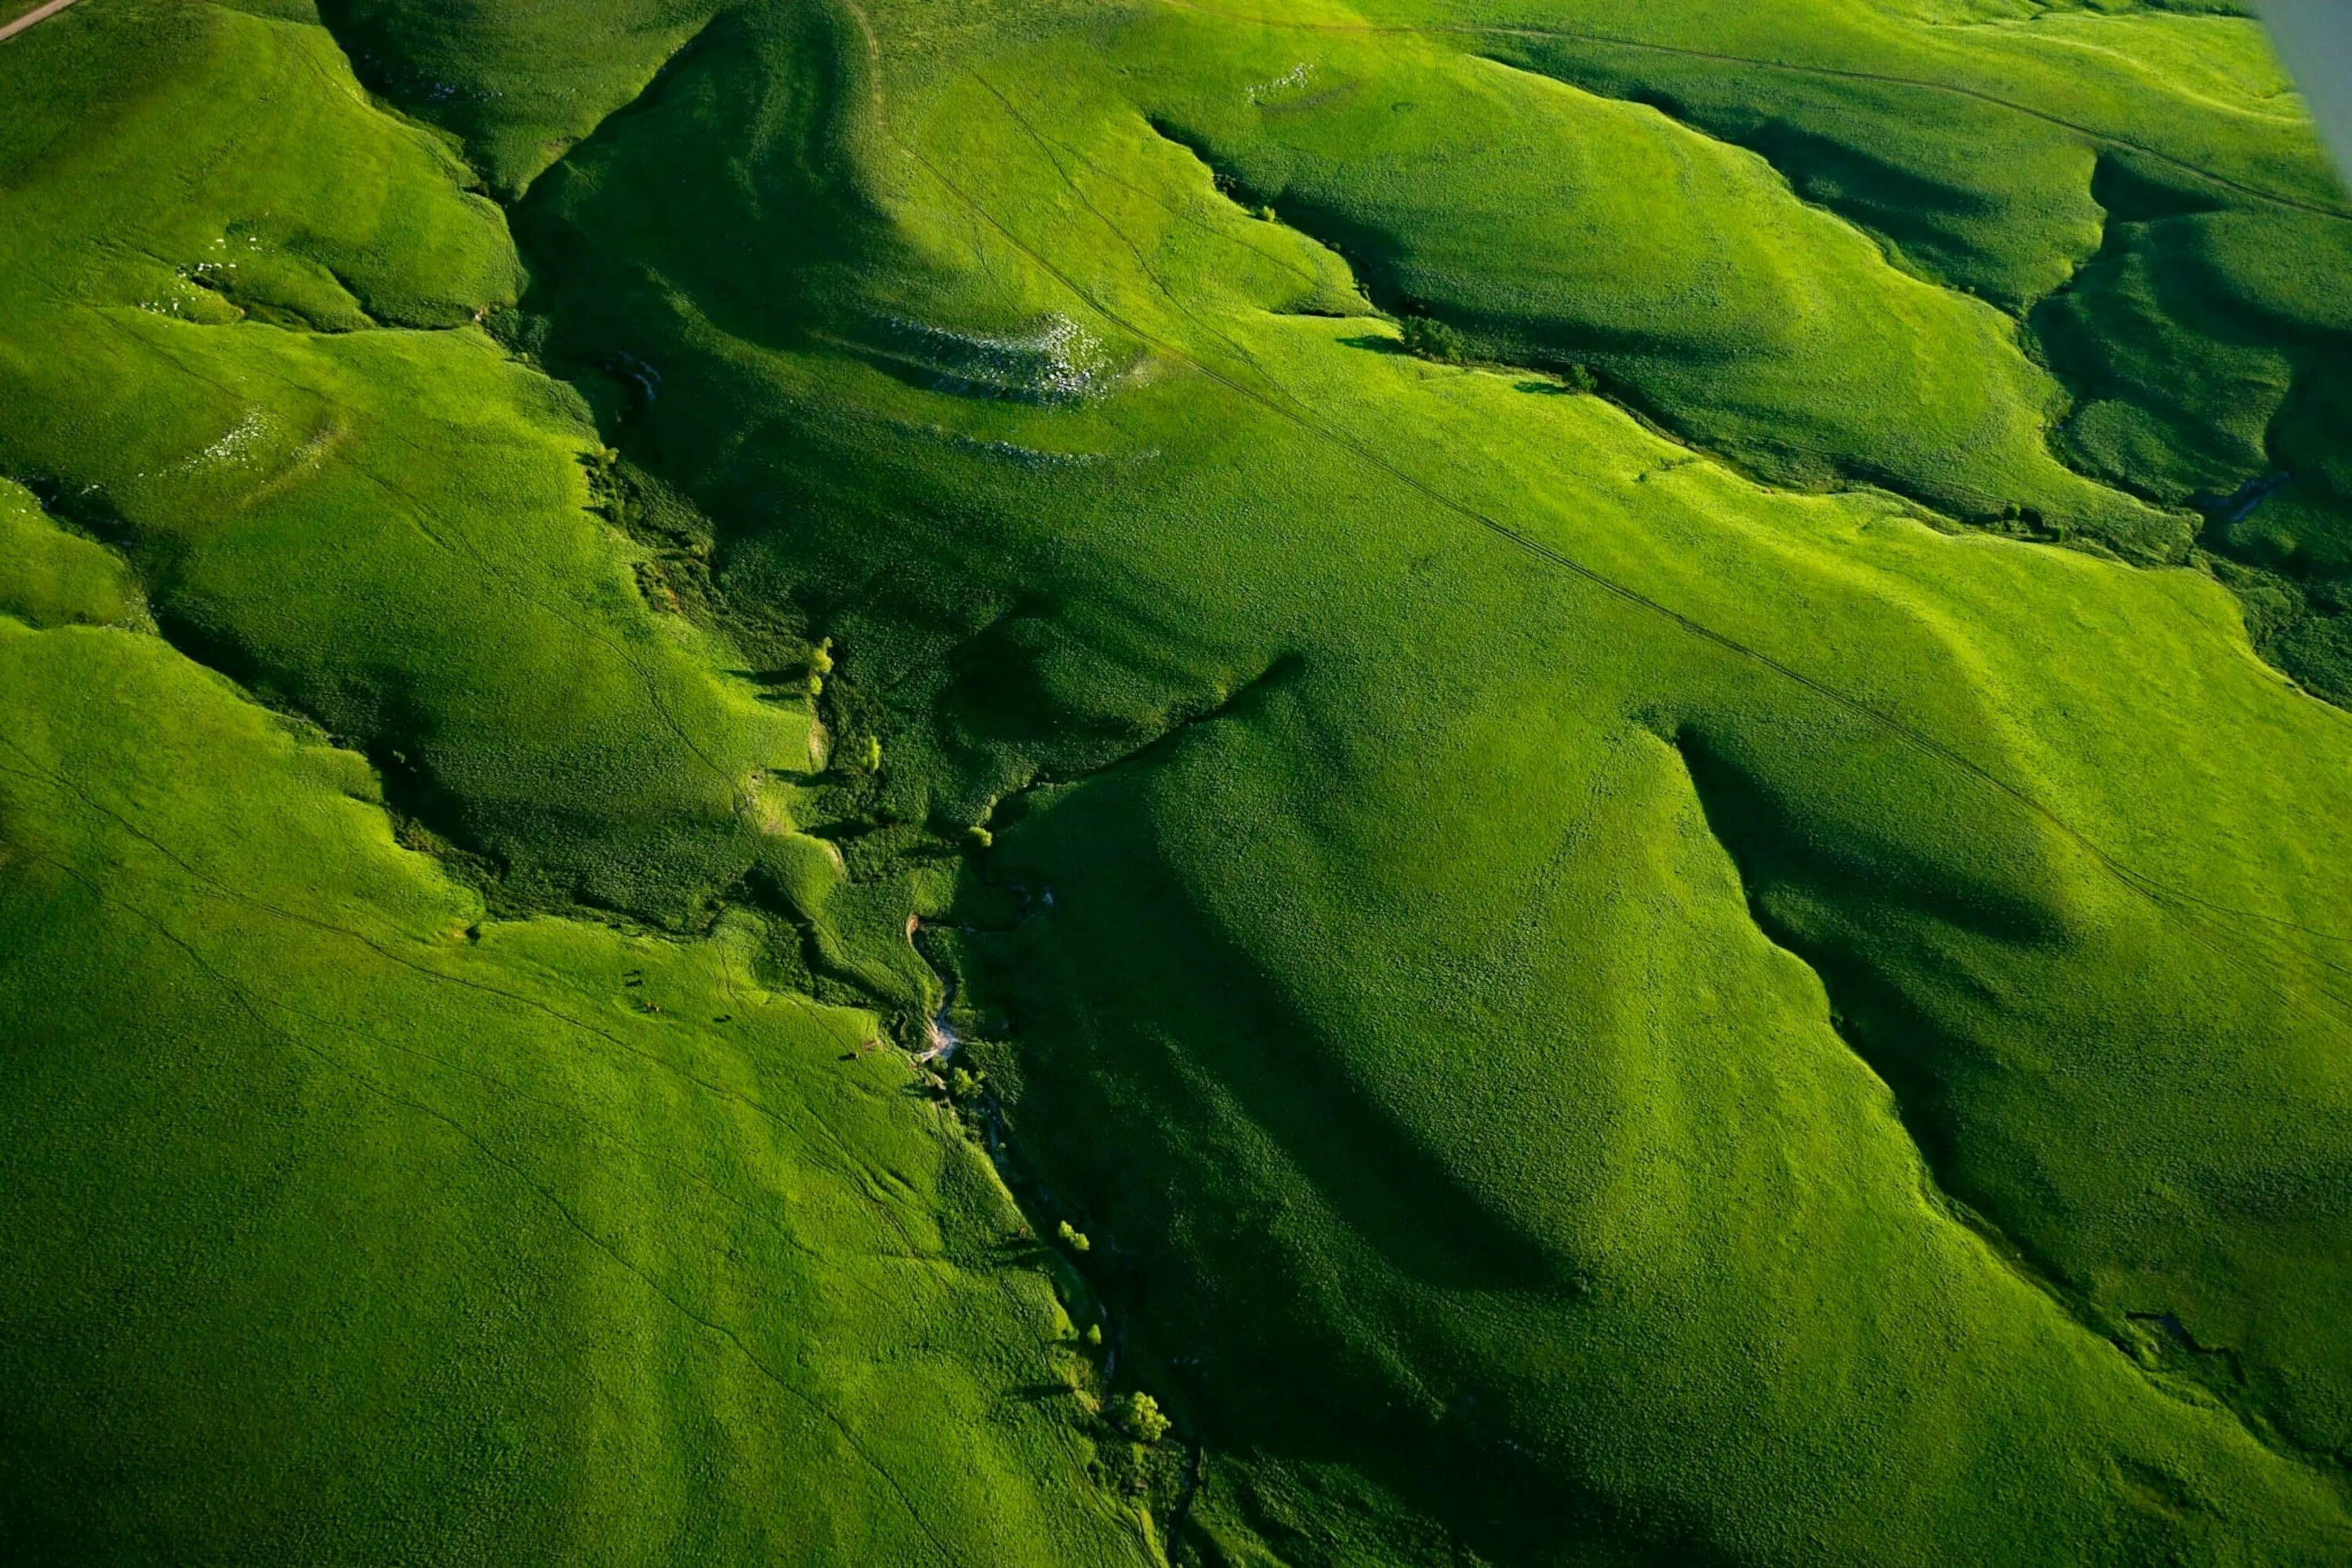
[492,0,2352,1558]
[318,0,734,195]
[0,575,1149,1564]
[0,5,1151,1561]
[1437,0,2352,698]
[1121,14,2175,553]
[0,0,820,923]
[8,0,2352,1561]
[0,477,148,630]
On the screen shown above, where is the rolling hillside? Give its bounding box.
[3,0,2350,1562]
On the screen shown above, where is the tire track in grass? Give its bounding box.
[970,74,1335,294]
[0,723,1062,1330]
[969,70,1335,431]
[0,737,876,1174]
[912,100,2352,1439]
[7,689,1029,1555]
[10,23,1075,1323]
[882,56,2352,1492]
[20,845,964,1568]
[834,1,2352,1040]
[894,136,2352,1000]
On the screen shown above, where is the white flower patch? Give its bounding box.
[136,272,206,319]
[1025,314,1113,401]
[180,407,280,472]
[1247,62,1311,104]
[887,312,1120,405]
[945,431,1113,468]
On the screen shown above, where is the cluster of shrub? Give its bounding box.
[1398,316,1599,393]
[936,1036,1175,1457]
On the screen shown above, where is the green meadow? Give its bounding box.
[4,0,2352,1562]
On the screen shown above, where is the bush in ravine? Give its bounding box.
[1057,1219,1091,1253]
[1400,316,1468,364]
[1107,1392,1171,1444]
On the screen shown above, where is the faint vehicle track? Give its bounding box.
[833,0,2352,1050]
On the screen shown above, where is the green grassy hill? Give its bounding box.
[4,0,2351,1561]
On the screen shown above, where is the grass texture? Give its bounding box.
[5,0,2352,1562]
[0,596,1146,1565]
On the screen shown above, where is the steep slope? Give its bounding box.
[1468,0,2352,699]
[0,576,1146,1564]
[5,0,2352,1563]
[498,0,2352,1556]
[0,5,1156,1561]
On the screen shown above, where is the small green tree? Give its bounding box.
[1057,1219,1091,1253]
[1400,316,1469,365]
[1107,1391,1171,1444]
[949,1066,986,1102]
[1083,1323,1103,1348]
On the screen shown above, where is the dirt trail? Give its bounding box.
[0,0,83,43]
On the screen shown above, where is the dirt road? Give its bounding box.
[1,0,84,44]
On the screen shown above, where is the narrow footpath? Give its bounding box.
[2,0,84,44]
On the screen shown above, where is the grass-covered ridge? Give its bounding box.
[5,0,2352,1562]
[1453,0,2352,699]
[0,595,1145,1563]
